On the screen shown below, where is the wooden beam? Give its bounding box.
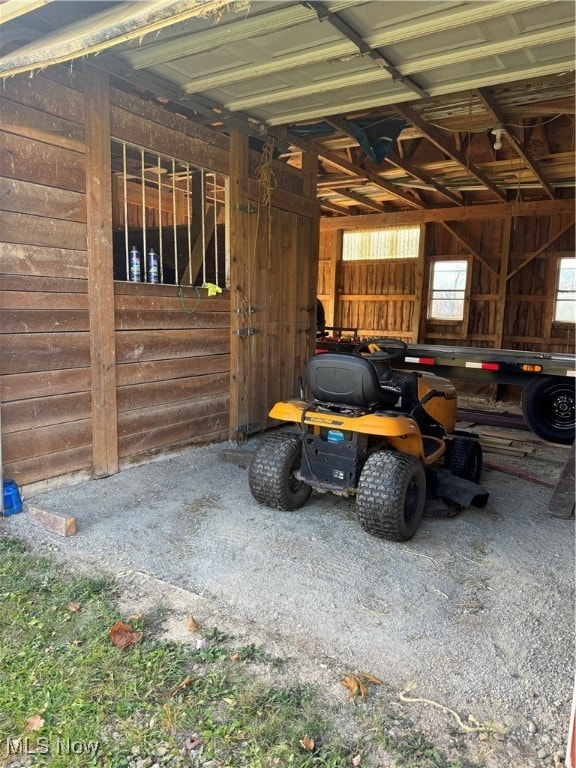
[475,87,555,200]
[506,218,575,281]
[393,102,508,202]
[335,187,389,213]
[318,145,426,209]
[494,216,512,349]
[0,1,234,77]
[411,223,426,342]
[84,65,118,477]
[320,199,353,216]
[440,222,500,279]
[320,198,575,229]
[384,151,465,207]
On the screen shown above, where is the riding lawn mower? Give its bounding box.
[249,339,488,542]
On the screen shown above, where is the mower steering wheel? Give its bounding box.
[353,337,408,363]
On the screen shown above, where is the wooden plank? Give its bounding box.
[117,371,229,411]
[2,391,91,432]
[0,72,84,124]
[115,354,230,386]
[117,394,229,440]
[0,308,89,333]
[0,274,87,295]
[0,177,86,222]
[110,104,229,177]
[0,368,91,402]
[84,65,117,478]
[118,411,229,460]
[506,218,575,281]
[0,210,87,250]
[27,505,77,537]
[0,332,91,374]
[115,328,229,363]
[547,442,575,518]
[0,97,85,152]
[115,308,230,331]
[0,131,85,191]
[0,244,88,280]
[3,445,92,487]
[0,290,88,310]
[2,419,92,460]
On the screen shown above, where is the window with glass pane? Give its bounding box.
[554,257,576,323]
[428,260,468,320]
[342,226,420,260]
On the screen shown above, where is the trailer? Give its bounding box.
[316,331,575,445]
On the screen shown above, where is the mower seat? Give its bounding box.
[306,353,400,410]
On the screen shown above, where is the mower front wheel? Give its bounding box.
[249,432,312,511]
[356,451,426,542]
[444,437,482,483]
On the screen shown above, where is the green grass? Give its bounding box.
[0,537,481,768]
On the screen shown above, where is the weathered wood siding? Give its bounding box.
[319,212,574,353]
[0,73,91,487]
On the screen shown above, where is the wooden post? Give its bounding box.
[494,216,512,349]
[84,65,118,477]
[411,222,426,342]
[229,129,250,441]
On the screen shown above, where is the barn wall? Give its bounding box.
[0,73,92,487]
[0,66,319,491]
[319,210,575,353]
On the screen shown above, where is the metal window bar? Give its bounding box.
[140,148,147,279]
[201,168,206,286]
[212,173,219,286]
[157,154,164,284]
[123,142,129,279]
[186,166,192,286]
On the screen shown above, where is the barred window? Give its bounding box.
[342,225,420,261]
[111,139,228,288]
[428,260,468,321]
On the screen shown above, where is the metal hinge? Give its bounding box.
[233,326,260,337]
[236,422,260,443]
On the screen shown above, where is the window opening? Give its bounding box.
[554,257,576,323]
[342,225,420,261]
[428,260,468,321]
[111,139,229,289]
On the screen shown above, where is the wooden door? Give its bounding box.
[229,131,318,441]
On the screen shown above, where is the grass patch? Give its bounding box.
[0,537,481,768]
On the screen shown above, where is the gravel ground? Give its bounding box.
[2,425,574,768]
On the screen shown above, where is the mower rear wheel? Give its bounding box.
[444,437,482,483]
[249,432,312,511]
[356,451,426,542]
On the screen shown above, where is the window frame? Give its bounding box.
[553,256,576,325]
[341,225,422,262]
[427,257,469,322]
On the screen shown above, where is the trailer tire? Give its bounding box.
[521,375,575,445]
[356,451,426,542]
[249,432,312,510]
[444,438,482,483]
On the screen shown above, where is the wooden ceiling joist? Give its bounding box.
[393,102,509,203]
[474,87,556,200]
[318,145,427,210]
[335,188,389,213]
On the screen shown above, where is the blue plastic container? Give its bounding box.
[3,479,23,516]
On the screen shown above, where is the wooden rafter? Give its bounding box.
[319,199,352,216]
[393,102,508,202]
[384,151,464,207]
[317,145,426,210]
[335,188,389,213]
[474,87,555,200]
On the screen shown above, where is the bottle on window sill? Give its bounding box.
[147,248,159,284]
[129,246,141,282]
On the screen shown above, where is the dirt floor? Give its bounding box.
[2,416,574,768]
